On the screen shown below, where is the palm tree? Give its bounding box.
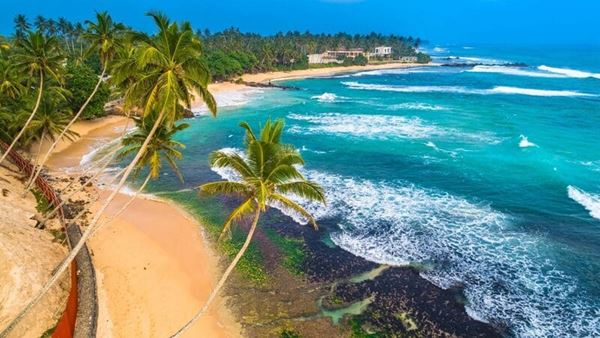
[117,111,188,183]
[0,31,63,168]
[14,14,30,40]
[170,119,325,337]
[23,94,78,187]
[27,12,126,190]
[0,58,25,101]
[0,13,216,335]
[91,111,189,235]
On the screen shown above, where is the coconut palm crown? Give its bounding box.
[203,118,326,239]
[118,111,188,182]
[116,12,216,124]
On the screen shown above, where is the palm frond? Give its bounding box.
[276,181,326,204]
[270,193,319,230]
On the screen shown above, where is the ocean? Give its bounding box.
[146,45,600,337]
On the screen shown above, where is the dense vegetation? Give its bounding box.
[0,12,424,337]
[198,28,429,80]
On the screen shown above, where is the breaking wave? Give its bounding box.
[312,92,342,102]
[192,88,264,115]
[568,186,600,220]
[387,102,447,111]
[538,65,600,79]
[209,146,600,337]
[469,65,565,78]
[287,112,500,144]
[342,81,595,97]
[518,135,538,148]
[302,170,599,338]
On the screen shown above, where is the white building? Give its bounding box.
[399,56,418,63]
[373,46,393,57]
[308,49,365,64]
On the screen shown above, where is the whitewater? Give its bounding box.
[155,45,600,337]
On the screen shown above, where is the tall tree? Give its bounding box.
[13,14,30,41]
[0,31,63,168]
[170,119,325,337]
[23,94,78,187]
[26,12,125,190]
[0,13,216,336]
[117,111,188,183]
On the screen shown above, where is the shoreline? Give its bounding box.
[47,118,242,337]
[202,61,430,97]
[46,62,431,337]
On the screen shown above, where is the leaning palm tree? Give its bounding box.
[0,13,216,336]
[170,119,326,337]
[117,111,188,183]
[27,12,126,190]
[23,95,78,188]
[91,111,189,235]
[0,30,63,168]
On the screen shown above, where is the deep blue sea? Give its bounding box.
[148,45,600,337]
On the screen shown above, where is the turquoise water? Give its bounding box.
[149,45,600,337]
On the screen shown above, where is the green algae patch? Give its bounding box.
[264,228,306,275]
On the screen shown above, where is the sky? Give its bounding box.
[1,0,599,45]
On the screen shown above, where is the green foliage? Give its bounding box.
[31,189,52,214]
[416,52,431,64]
[264,228,306,275]
[64,63,110,119]
[280,328,301,338]
[197,28,426,80]
[168,192,269,286]
[221,227,268,285]
[348,317,383,338]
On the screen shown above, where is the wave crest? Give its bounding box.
[568,186,600,220]
[469,65,564,78]
[342,81,595,97]
[288,112,500,144]
[311,92,341,102]
[539,65,600,79]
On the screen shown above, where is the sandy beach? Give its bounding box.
[201,62,428,101]
[47,117,242,338]
[45,62,423,337]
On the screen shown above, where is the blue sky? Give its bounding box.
[1,0,599,45]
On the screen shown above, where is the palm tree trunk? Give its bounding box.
[37,163,127,230]
[0,111,165,337]
[38,114,132,221]
[0,72,44,167]
[26,64,108,191]
[26,130,46,189]
[170,207,261,338]
[91,173,151,237]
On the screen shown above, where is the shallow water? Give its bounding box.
[147,45,600,337]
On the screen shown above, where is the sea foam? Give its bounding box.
[209,148,600,337]
[287,112,500,144]
[538,65,600,79]
[193,88,264,115]
[342,81,596,97]
[311,92,341,102]
[519,135,538,148]
[302,170,600,338]
[568,186,600,220]
[469,65,565,78]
